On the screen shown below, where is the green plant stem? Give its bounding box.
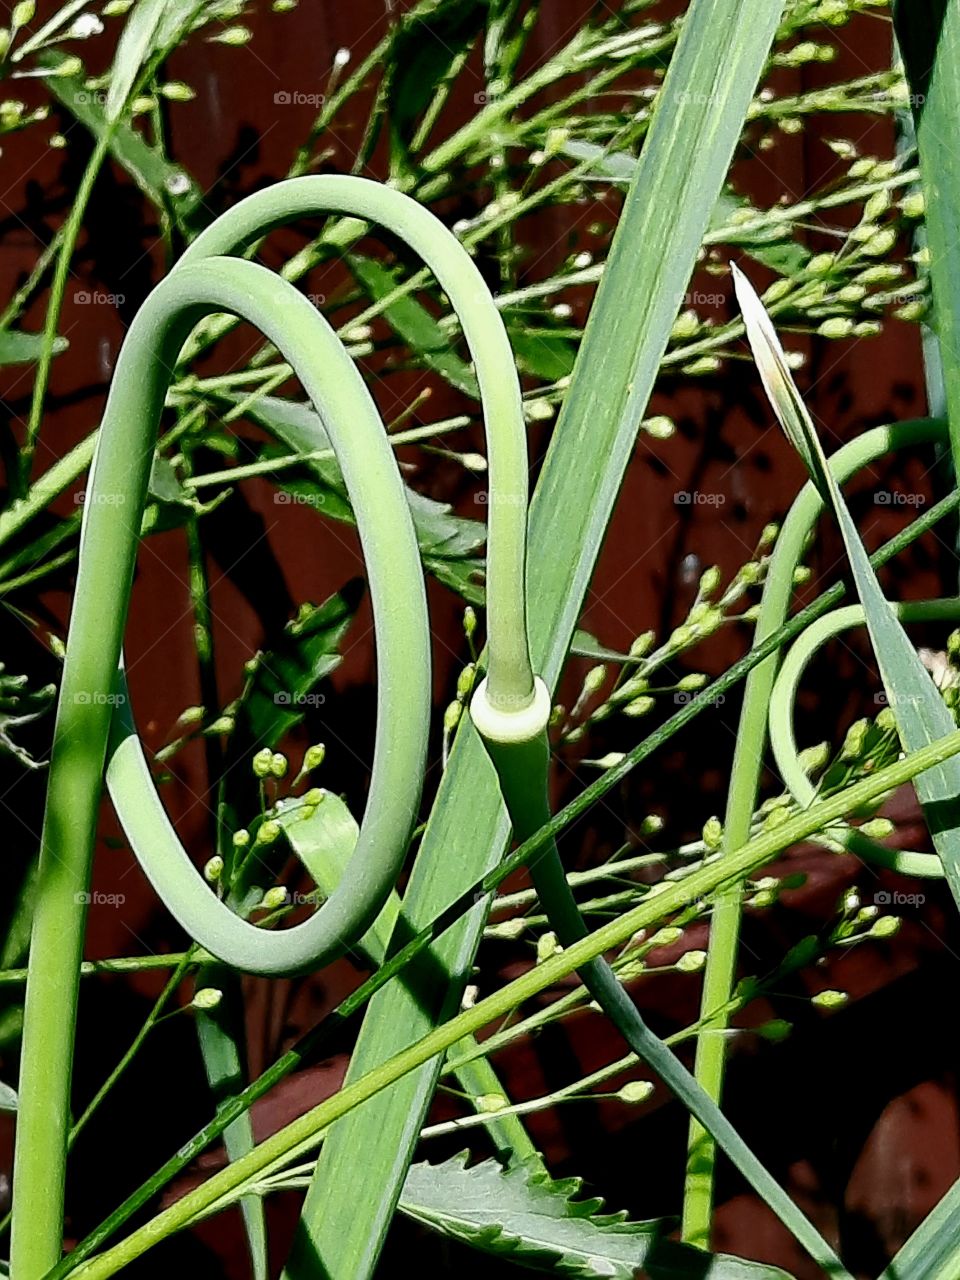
[0,950,198,985]
[683,416,947,1242]
[289,9,788,1275]
[38,474,960,1280]
[70,952,195,1147]
[21,129,113,491]
[14,173,538,1276]
[65,722,960,1280]
[12,251,432,1279]
[769,599,955,877]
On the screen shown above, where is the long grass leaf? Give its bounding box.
[734,264,960,906]
[894,1,960,476]
[285,6,786,1278]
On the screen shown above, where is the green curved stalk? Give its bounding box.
[684,416,948,1243]
[769,599,957,878]
[12,172,535,1276]
[64,722,960,1280]
[46,481,959,1279]
[12,247,433,1275]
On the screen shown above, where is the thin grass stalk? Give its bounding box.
[63,721,960,1280]
[47,466,957,1278]
[684,416,948,1239]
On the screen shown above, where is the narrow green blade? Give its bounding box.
[285,6,787,1278]
[881,1177,960,1279]
[894,0,960,475]
[734,264,960,906]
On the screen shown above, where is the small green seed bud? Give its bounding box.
[798,741,830,775]
[901,191,925,219]
[583,665,607,696]
[269,752,288,779]
[683,356,722,377]
[192,987,223,1011]
[260,885,289,910]
[211,24,252,44]
[232,828,250,849]
[863,228,898,257]
[159,81,196,102]
[640,813,664,836]
[203,855,224,884]
[476,1093,507,1113]
[762,278,792,305]
[629,630,655,658]
[590,752,626,769]
[841,718,870,761]
[699,566,722,597]
[671,309,700,340]
[812,989,848,1009]
[863,190,891,221]
[303,787,325,806]
[488,917,525,940]
[618,1080,654,1104]
[255,820,282,846]
[456,663,476,700]
[807,252,835,275]
[252,748,273,778]
[303,743,326,773]
[848,157,875,179]
[12,1,35,28]
[623,695,655,718]
[643,415,675,440]
[702,816,723,850]
[818,316,854,339]
[677,949,707,972]
[860,817,894,840]
[463,606,477,638]
[536,931,562,963]
[870,915,901,939]
[678,672,707,692]
[444,701,463,733]
[758,1018,792,1042]
[649,926,683,948]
